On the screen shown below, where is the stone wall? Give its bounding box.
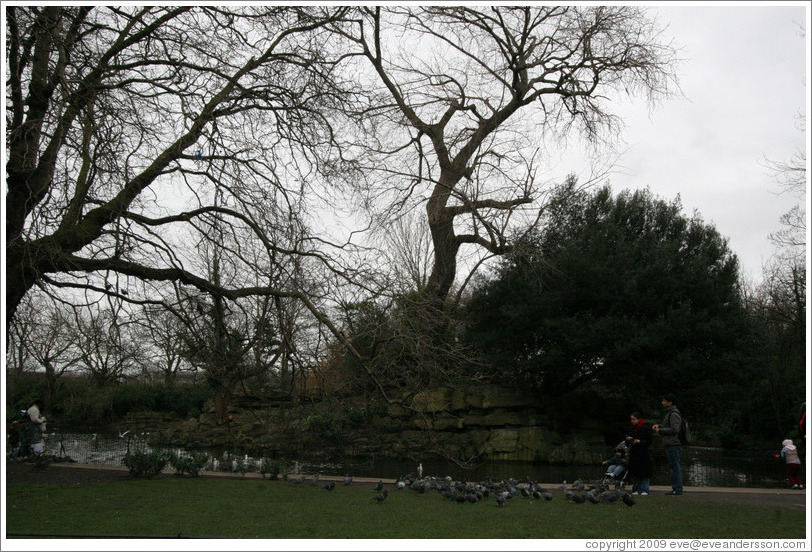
[145,383,614,465]
[370,384,608,464]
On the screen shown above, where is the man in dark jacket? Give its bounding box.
[652,393,683,495]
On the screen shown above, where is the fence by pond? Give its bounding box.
[6,430,795,489]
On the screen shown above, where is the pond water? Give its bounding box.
[33,432,793,489]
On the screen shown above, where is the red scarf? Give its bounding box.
[632,418,645,431]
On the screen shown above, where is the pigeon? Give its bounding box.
[571,493,586,504]
[573,479,585,492]
[291,475,305,486]
[324,482,335,491]
[343,475,353,486]
[541,491,554,501]
[312,473,320,486]
[374,480,384,492]
[496,494,507,507]
[622,493,636,507]
[586,491,600,505]
[373,489,389,504]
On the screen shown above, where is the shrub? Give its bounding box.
[122,450,168,478]
[167,451,209,477]
[260,456,281,480]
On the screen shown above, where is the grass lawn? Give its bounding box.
[5,477,807,539]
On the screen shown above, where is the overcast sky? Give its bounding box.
[556,3,808,286]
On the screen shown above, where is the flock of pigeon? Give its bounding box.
[290,471,636,508]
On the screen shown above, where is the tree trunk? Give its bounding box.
[214,389,231,425]
[5,247,36,324]
[424,183,461,306]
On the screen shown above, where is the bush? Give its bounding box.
[122,450,168,478]
[166,451,209,477]
[304,404,367,442]
[260,456,281,480]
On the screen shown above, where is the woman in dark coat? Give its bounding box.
[626,412,653,495]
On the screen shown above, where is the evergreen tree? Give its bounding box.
[465,181,757,418]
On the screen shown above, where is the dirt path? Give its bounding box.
[5,461,807,510]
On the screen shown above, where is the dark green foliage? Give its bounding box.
[122,450,168,478]
[6,374,209,429]
[260,456,281,479]
[304,404,366,442]
[464,182,758,415]
[166,452,209,477]
[6,372,49,411]
[109,381,209,420]
[737,262,806,442]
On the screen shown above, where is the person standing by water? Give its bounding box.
[652,393,684,495]
[26,401,47,454]
[626,412,653,495]
[27,402,47,432]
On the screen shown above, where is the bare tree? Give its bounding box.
[68,298,145,387]
[177,288,281,424]
[330,6,679,305]
[140,305,193,386]
[382,210,434,293]
[5,6,357,330]
[6,298,35,377]
[765,119,806,266]
[7,293,83,411]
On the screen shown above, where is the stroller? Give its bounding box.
[599,441,631,490]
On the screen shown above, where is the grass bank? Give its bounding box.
[5,477,806,539]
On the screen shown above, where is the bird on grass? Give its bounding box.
[343,475,353,486]
[373,489,389,504]
[571,493,586,504]
[622,492,636,507]
[374,480,384,492]
[496,495,507,507]
[291,475,305,486]
[312,473,320,486]
[541,491,554,502]
[324,482,335,491]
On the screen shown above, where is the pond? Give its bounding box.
[31,432,792,489]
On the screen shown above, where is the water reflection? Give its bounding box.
[36,433,787,489]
